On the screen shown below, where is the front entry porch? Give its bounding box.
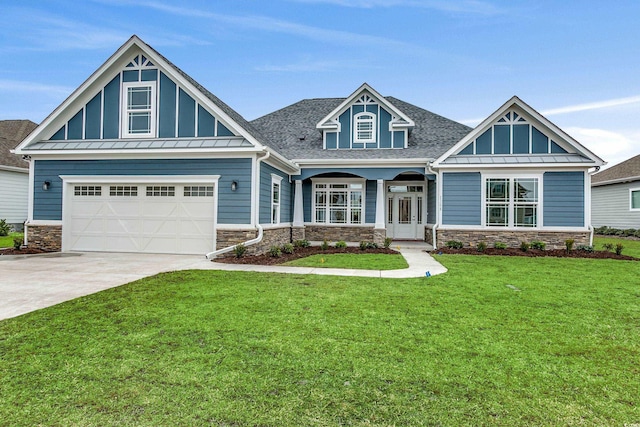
[385,182,426,240]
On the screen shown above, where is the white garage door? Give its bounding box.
[66,182,216,254]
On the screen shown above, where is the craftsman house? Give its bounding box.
[14,36,604,255]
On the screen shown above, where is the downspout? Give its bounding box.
[426,160,439,249]
[587,166,601,246]
[205,150,270,259]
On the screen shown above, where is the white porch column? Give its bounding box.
[293,179,304,227]
[374,179,385,229]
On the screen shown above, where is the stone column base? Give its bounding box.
[26,224,62,252]
[292,226,306,242]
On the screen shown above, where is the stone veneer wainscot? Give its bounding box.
[436,229,590,250]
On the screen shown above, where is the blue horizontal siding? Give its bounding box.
[427,180,436,224]
[259,163,292,224]
[297,167,424,181]
[441,172,481,225]
[543,171,584,227]
[33,158,253,224]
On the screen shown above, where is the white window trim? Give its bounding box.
[481,173,543,229]
[353,112,376,144]
[311,178,366,225]
[630,188,640,211]
[121,81,157,138]
[271,174,283,224]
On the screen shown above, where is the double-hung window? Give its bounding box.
[631,188,640,211]
[122,82,156,138]
[271,175,283,224]
[485,177,539,227]
[313,181,364,224]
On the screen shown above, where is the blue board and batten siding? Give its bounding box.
[50,71,233,141]
[441,173,482,225]
[543,171,584,227]
[259,163,292,224]
[33,159,252,224]
[427,180,436,224]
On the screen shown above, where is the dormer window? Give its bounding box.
[121,82,156,138]
[354,113,376,143]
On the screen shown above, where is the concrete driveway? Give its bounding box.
[0,252,215,321]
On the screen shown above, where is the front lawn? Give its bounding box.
[283,252,408,270]
[1,256,638,426]
[0,232,22,248]
[594,235,640,258]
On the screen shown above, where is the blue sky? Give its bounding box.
[1,0,639,168]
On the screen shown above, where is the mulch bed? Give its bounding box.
[0,247,51,256]
[434,247,638,261]
[214,246,398,265]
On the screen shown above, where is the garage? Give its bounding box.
[62,176,218,254]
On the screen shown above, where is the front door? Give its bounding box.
[386,183,425,239]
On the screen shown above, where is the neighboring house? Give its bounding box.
[14,36,605,255]
[591,154,640,228]
[0,120,38,231]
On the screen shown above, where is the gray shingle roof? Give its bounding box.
[592,153,640,185]
[249,96,472,161]
[0,120,37,168]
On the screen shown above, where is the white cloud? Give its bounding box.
[564,127,639,168]
[288,0,503,14]
[126,1,416,51]
[0,79,73,96]
[541,95,640,116]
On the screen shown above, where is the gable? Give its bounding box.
[45,52,235,142]
[434,96,605,168]
[316,84,414,151]
[455,109,568,156]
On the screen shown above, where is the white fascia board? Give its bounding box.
[262,147,300,174]
[59,175,220,184]
[315,83,415,130]
[19,147,261,159]
[436,163,597,171]
[591,176,640,187]
[293,158,432,168]
[433,96,606,168]
[24,152,259,162]
[0,165,28,173]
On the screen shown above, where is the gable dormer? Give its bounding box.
[316,83,414,150]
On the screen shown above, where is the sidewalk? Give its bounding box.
[202,241,447,278]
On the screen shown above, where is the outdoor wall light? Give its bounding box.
[42,181,51,191]
[231,180,238,192]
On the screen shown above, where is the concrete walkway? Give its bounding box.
[0,242,446,320]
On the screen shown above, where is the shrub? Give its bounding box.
[268,246,282,258]
[383,237,392,248]
[12,237,22,250]
[477,241,487,252]
[445,240,463,249]
[494,241,507,250]
[359,241,368,250]
[520,241,530,252]
[615,243,624,256]
[576,245,594,252]
[367,242,379,249]
[232,243,247,258]
[335,240,347,249]
[624,228,637,237]
[320,240,330,250]
[594,226,609,235]
[0,219,11,237]
[282,243,295,254]
[565,239,575,252]
[293,239,310,248]
[530,240,546,251]
[602,243,614,252]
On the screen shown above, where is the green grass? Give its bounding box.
[283,252,409,270]
[594,235,640,258]
[0,232,22,248]
[1,256,639,426]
